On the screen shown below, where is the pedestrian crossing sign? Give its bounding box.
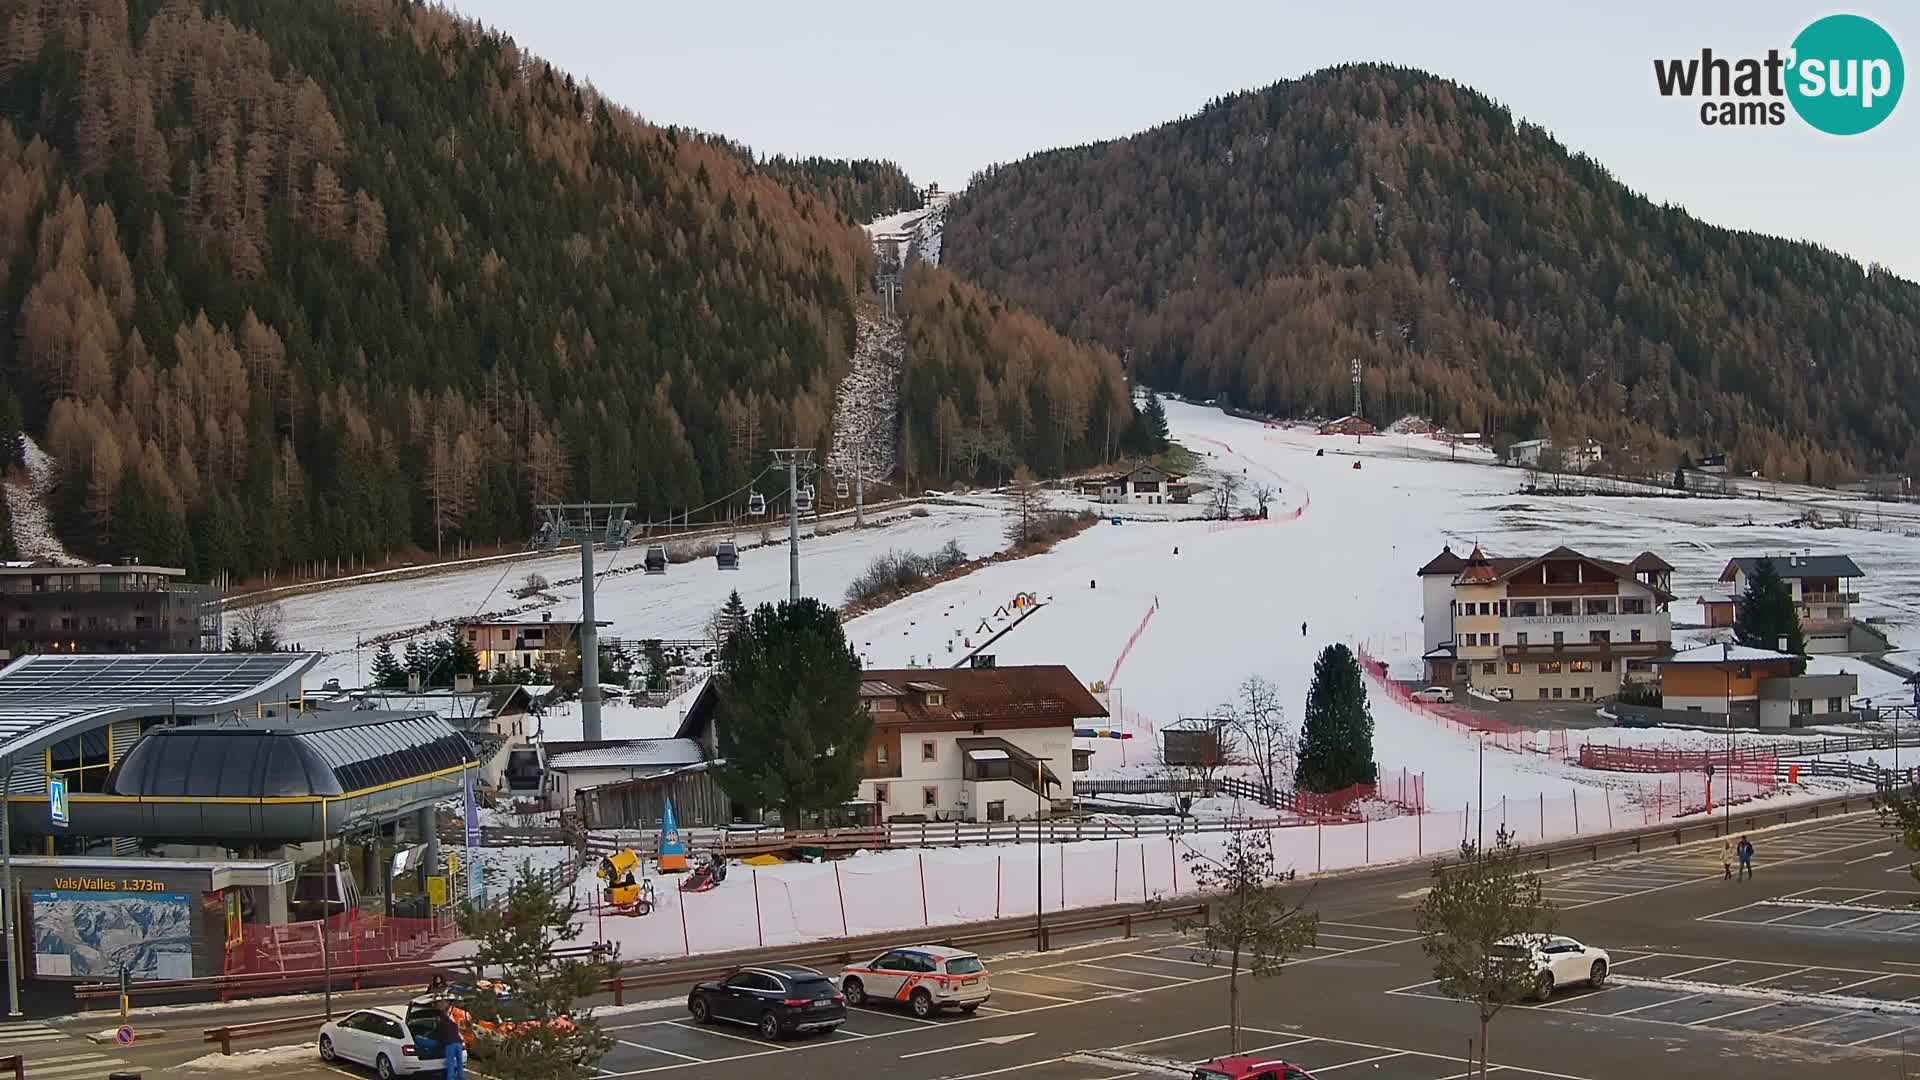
[48,775,68,827]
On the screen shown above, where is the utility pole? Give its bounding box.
[1351,358,1362,420]
[2,759,18,1016]
[855,430,865,527]
[771,449,815,602]
[534,502,635,742]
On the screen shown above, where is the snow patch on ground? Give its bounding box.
[179,1043,317,1072]
[2,435,83,564]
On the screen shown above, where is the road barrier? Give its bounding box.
[203,1014,335,1056]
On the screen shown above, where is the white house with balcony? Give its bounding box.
[1419,544,1675,700]
[1703,555,1874,654]
[853,663,1104,822]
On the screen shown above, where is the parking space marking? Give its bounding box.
[1605,992,1702,1017]
[1019,971,1141,994]
[1667,959,1736,979]
[617,1040,709,1062]
[1684,1001,1776,1026]
[987,986,1078,1003]
[1074,961,1189,982]
[1314,1051,1408,1071]
[663,1020,782,1047]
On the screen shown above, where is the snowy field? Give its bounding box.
[281,506,1015,689]
[291,398,1920,811]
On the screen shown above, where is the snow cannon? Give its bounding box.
[596,849,656,915]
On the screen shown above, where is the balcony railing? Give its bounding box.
[1799,592,1859,605]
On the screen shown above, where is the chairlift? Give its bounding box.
[747,492,767,516]
[643,544,668,575]
[531,520,559,552]
[715,539,740,571]
[835,478,851,500]
[795,485,815,513]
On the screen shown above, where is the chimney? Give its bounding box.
[454,674,474,693]
[542,612,552,623]
[407,672,422,693]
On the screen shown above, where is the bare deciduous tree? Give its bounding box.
[1205,469,1243,520]
[1175,829,1318,1053]
[230,600,285,652]
[1217,675,1296,800]
[1248,480,1276,516]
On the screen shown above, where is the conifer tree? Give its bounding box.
[713,598,870,827]
[1295,643,1377,793]
[1139,393,1171,453]
[370,643,405,689]
[1733,557,1807,671]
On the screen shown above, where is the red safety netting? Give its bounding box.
[225,912,459,977]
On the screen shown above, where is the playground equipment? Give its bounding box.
[596,849,657,915]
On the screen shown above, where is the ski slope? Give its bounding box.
[285,397,1919,809]
[281,506,1014,689]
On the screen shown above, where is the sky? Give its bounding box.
[448,1,1919,281]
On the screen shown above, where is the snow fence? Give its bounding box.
[570,780,1765,962]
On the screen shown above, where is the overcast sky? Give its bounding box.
[449,1,1918,281]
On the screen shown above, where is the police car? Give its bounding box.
[840,945,991,1018]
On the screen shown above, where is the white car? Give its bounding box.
[1490,687,1514,702]
[1495,934,1610,1000]
[1412,686,1455,703]
[319,1006,443,1077]
[841,945,991,1017]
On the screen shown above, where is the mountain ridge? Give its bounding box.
[942,63,1920,480]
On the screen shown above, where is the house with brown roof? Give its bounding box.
[1417,544,1675,700]
[856,663,1106,822]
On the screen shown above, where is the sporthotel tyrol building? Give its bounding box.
[1419,544,1675,701]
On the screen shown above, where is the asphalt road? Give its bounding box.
[24,808,1920,1080]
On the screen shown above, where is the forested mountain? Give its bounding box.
[898,265,1138,488]
[758,156,922,224]
[943,64,1920,480]
[0,0,1126,582]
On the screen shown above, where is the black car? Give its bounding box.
[687,964,846,1040]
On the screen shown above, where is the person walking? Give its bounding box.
[1721,839,1733,880]
[1301,621,1307,637]
[1737,836,1755,880]
[436,1000,466,1080]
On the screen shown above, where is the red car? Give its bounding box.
[1194,1057,1319,1080]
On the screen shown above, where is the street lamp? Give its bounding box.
[1723,640,1733,834]
[1034,756,1053,950]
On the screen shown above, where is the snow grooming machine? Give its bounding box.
[678,851,729,893]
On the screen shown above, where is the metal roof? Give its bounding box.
[1723,555,1865,581]
[0,652,318,763]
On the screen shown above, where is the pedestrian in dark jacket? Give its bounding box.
[436,1002,466,1080]
[1737,836,1754,880]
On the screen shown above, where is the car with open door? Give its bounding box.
[686,964,846,1039]
[840,945,991,1017]
[319,1006,443,1077]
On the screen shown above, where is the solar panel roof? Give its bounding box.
[0,652,318,762]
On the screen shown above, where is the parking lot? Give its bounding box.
[43,808,1914,1080]
[592,923,1427,1076]
[1391,948,1920,1051]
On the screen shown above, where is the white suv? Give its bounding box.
[1494,934,1610,1000]
[840,946,991,1017]
[1412,686,1454,703]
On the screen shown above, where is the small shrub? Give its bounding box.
[909,506,930,517]
[1616,683,1663,707]
[844,542,969,605]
